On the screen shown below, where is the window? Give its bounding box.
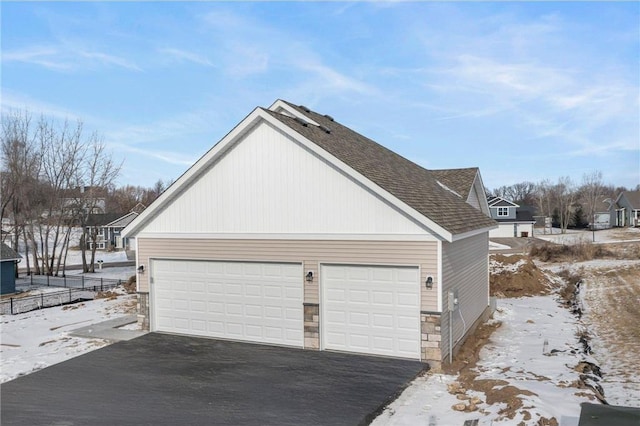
[497,207,509,216]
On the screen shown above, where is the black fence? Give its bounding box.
[1,276,124,315]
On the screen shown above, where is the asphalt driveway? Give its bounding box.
[1,333,425,426]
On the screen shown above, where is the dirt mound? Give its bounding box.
[490,254,553,298]
[123,275,137,294]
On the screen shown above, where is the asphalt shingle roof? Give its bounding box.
[106,212,139,229]
[1,243,21,262]
[429,168,479,200]
[265,102,497,236]
[621,190,640,209]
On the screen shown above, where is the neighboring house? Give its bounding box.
[86,212,139,251]
[589,199,612,230]
[123,100,497,369]
[1,243,21,295]
[105,212,139,251]
[487,196,536,238]
[609,191,640,227]
[429,168,491,217]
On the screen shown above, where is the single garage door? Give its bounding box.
[152,259,304,347]
[321,264,420,359]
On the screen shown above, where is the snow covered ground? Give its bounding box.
[9,226,129,267]
[373,252,640,425]
[1,292,136,383]
[372,295,591,426]
[64,266,136,281]
[535,227,640,245]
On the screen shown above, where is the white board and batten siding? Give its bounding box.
[440,232,490,359]
[138,121,433,237]
[322,264,421,359]
[152,259,304,347]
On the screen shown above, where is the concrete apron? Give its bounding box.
[70,314,147,342]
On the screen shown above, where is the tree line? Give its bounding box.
[489,173,639,233]
[1,110,169,276]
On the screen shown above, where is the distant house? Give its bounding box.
[610,190,640,227]
[487,196,536,238]
[85,212,139,251]
[589,199,612,230]
[1,243,21,295]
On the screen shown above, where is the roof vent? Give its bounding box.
[294,117,309,127]
[318,125,331,134]
[298,105,311,113]
[323,114,334,121]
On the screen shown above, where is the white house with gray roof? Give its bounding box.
[123,100,497,369]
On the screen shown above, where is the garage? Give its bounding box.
[151,259,304,347]
[321,264,421,360]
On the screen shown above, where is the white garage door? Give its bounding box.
[321,264,420,359]
[152,259,303,347]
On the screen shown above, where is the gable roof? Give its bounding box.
[1,243,21,262]
[124,100,497,241]
[617,190,640,209]
[105,212,139,229]
[86,213,123,227]
[487,196,519,208]
[429,168,479,201]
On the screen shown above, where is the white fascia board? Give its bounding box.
[488,197,519,208]
[135,232,439,241]
[450,225,496,242]
[122,107,265,238]
[268,100,320,126]
[260,114,454,242]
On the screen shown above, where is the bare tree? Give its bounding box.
[581,171,606,232]
[553,176,577,234]
[35,118,88,276]
[492,181,536,206]
[1,110,42,274]
[74,138,121,273]
[2,111,120,276]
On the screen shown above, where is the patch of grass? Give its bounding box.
[530,242,612,262]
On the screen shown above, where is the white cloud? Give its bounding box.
[2,46,73,71]
[158,48,216,68]
[3,43,140,72]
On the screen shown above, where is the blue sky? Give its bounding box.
[2,2,639,191]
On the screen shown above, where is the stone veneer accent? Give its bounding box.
[137,292,150,331]
[421,312,442,370]
[304,303,320,350]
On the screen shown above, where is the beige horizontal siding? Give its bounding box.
[137,238,438,311]
[440,232,489,360]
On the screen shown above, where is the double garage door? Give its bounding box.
[152,260,420,359]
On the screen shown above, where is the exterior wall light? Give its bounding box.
[305,271,313,282]
[425,276,433,289]
[137,265,145,274]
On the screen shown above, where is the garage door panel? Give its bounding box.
[152,260,303,348]
[322,264,420,360]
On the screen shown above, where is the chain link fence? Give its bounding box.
[1,275,124,315]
